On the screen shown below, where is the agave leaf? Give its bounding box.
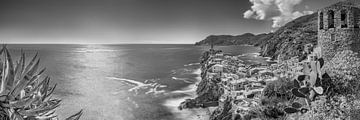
[26,59,40,77]
[8,96,33,108]
[0,51,8,95]
[35,114,58,120]
[66,109,83,120]
[13,61,21,84]
[40,79,50,101]
[4,48,15,92]
[36,110,58,120]
[38,110,56,117]
[9,75,40,98]
[18,99,61,116]
[14,51,25,86]
[43,84,57,101]
[37,68,46,76]
[292,88,306,98]
[20,50,26,74]
[10,111,24,120]
[23,53,38,76]
[291,102,302,108]
[27,77,48,95]
[284,107,299,114]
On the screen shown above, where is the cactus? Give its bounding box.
[291,102,302,108]
[284,102,309,114]
[284,107,299,114]
[285,56,330,115]
[292,88,306,98]
[0,46,83,120]
[294,79,301,88]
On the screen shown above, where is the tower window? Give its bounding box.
[341,10,348,28]
[328,10,335,28]
[355,11,359,28]
[320,12,324,29]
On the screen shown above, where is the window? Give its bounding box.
[355,11,359,28]
[341,10,348,28]
[328,10,335,28]
[320,12,324,29]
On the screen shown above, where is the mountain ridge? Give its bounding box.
[195,12,318,61]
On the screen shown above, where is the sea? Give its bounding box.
[6,44,269,120]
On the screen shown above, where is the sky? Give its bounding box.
[0,0,340,44]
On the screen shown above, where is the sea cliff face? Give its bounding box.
[258,13,318,60]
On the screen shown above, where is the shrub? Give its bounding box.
[0,46,83,120]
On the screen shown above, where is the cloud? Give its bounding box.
[243,0,313,28]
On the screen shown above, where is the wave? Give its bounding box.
[184,63,200,67]
[171,68,201,95]
[163,68,210,120]
[106,77,167,95]
[172,77,193,83]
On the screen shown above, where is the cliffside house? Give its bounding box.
[212,64,224,73]
[212,58,223,64]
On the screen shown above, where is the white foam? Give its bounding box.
[170,68,201,95]
[184,63,200,67]
[107,77,167,95]
[163,97,210,120]
[172,77,193,83]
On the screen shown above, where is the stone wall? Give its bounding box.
[318,28,360,62]
[318,1,360,62]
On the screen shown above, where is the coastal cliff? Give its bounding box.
[259,13,318,60]
[185,1,360,120]
[195,13,318,61]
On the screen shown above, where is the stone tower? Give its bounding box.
[318,0,360,62]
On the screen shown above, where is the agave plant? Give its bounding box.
[0,46,83,120]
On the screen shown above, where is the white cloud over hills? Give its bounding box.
[244,0,314,28]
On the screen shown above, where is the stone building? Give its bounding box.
[318,0,360,62]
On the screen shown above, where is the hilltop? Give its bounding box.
[194,33,272,46]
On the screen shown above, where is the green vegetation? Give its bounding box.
[0,46,83,120]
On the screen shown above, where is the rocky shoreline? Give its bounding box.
[179,43,360,120]
[178,47,277,119]
[182,1,360,120]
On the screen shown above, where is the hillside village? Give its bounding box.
[181,0,360,120]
